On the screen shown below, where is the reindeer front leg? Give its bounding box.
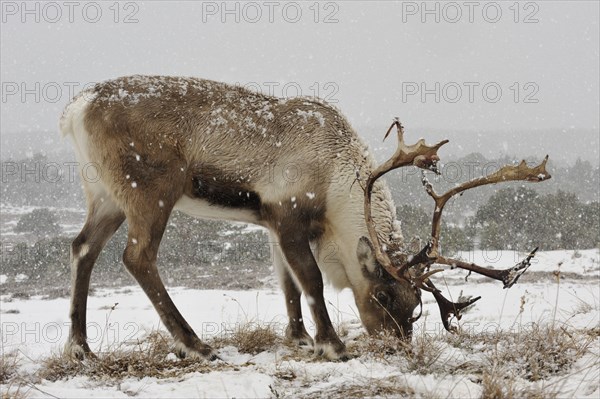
[270,235,314,347]
[276,227,348,361]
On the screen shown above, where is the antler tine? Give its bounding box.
[400,241,436,272]
[363,120,449,281]
[372,120,449,181]
[413,268,445,286]
[426,279,482,332]
[407,269,482,332]
[421,156,551,259]
[405,263,482,331]
[436,247,538,288]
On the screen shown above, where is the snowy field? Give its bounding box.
[1,249,598,398]
[2,1,598,398]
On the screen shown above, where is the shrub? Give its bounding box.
[14,208,61,236]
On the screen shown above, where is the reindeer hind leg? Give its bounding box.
[66,195,125,359]
[119,174,217,360]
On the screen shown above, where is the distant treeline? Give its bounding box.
[1,153,599,259]
[1,211,273,293]
[399,187,599,252]
[387,152,599,224]
[1,152,598,214]
[3,187,598,294]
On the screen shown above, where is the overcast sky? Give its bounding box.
[1,1,598,162]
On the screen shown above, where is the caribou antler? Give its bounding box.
[363,119,448,282]
[435,247,538,289]
[422,156,550,259]
[420,157,550,286]
[362,119,551,332]
[417,158,549,330]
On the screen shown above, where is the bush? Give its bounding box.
[474,188,600,250]
[396,204,473,256]
[1,153,85,208]
[14,208,61,236]
[396,204,431,244]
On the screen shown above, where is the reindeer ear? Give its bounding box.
[357,236,378,275]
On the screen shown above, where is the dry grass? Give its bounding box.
[480,370,560,399]
[0,350,19,384]
[480,370,516,399]
[210,322,280,355]
[347,329,452,376]
[7,309,597,398]
[299,377,415,399]
[489,323,594,382]
[1,382,29,399]
[585,326,600,338]
[348,329,448,374]
[38,323,281,382]
[1,351,29,399]
[38,331,222,382]
[437,319,596,383]
[405,331,446,373]
[439,320,596,399]
[347,331,408,360]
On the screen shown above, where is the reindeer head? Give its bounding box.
[360,119,551,336]
[355,236,420,338]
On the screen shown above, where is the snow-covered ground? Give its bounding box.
[1,249,599,398]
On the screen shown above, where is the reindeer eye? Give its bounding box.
[376,291,389,305]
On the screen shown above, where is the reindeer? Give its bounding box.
[60,76,550,361]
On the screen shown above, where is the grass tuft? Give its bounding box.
[480,370,560,399]
[210,323,280,355]
[480,370,516,399]
[491,323,594,382]
[0,350,19,384]
[347,331,408,359]
[38,331,220,382]
[293,376,415,399]
[405,331,446,373]
[39,323,281,382]
[1,351,29,399]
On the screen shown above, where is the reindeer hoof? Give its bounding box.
[285,325,314,348]
[174,340,218,361]
[64,340,96,360]
[314,339,348,361]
